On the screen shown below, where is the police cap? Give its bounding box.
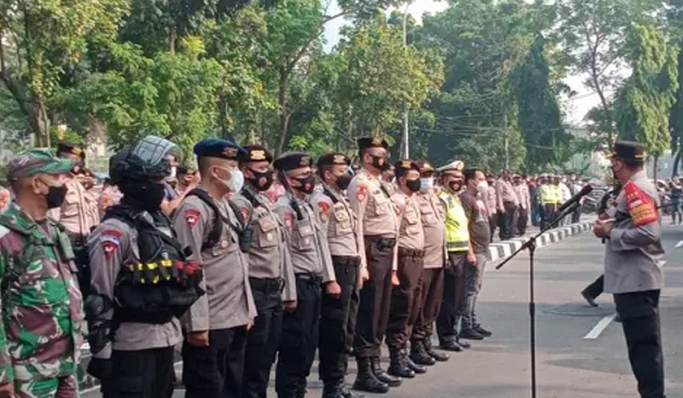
[193,138,246,161]
[438,160,465,173]
[394,159,420,178]
[57,141,85,160]
[241,145,273,164]
[608,141,646,161]
[274,152,313,172]
[317,153,351,170]
[415,160,435,175]
[357,136,389,151]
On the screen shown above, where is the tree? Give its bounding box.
[0,0,129,146]
[614,24,679,181]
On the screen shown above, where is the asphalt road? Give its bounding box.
[83,224,683,398]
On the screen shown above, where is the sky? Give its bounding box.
[321,0,606,126]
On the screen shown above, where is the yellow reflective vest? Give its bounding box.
[438,189,470,252]
[540,185,553,205]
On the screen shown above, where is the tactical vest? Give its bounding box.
[103,205,204,325]
[438,190,470,252]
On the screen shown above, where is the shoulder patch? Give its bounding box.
[357,183,368,202]
[318,201,331,222]
[284,211,294,229]
[184,208,201,228]
[624,181,658,227]
[100,229,122,259]
[240,207,250,221]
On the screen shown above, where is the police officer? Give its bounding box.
[436,161,471,351]
[385,160,428,379]
[347,137,401,392]
[232,145,297,398]
[0,148,86,398]
[173,139,257,398]
[273,152,338,398]
[86,136,204,398]
[410,160,450,365]
[592,141,666,398]
[311,153,367,398]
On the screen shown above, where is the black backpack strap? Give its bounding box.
[184,189,225,251]
[322,186,339,205]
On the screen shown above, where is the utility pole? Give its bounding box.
[503,108,510,170]
[402,2,411,159]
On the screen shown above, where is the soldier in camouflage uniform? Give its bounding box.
[0,148,86,397]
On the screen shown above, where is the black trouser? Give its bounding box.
[583,275,604,300]
[613,290,665,398]
[489,215,497,242]
[354,236,396,359]
[411,267,444,342]
[541,204,557,230]
[436,252,467,342]
[244,278,284,398]
[182,327,248,398]
[386,248,424,350]
[516,207,528,236]
[102,347,175,398]
[571,205,581,223]
[498,202,518,240]
[276,274,322,398]
[319,256,360,386]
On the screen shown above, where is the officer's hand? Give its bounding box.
[360,268,370,288]
[467,252,477,265]
[247,319,254,331]
[86,357,112,380]
[326,281,342,298]
[0,382,14,398]
[283,300,297,312]
[391,271,400,287]
[187,331,210,347]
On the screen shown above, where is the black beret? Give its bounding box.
[193,138,246,160]
[317,153,351,169]
[274,152,313,172]
[357,136,389,150]
[394,159,420,177]
[57,141,85,159]
[608,141,646,161]
[241,145,273,163]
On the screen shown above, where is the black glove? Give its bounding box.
[86,357,112,379]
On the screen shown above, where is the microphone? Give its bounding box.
[557,184,593,213]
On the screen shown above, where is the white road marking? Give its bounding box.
[584,313,617,340]
[675,240,683,248]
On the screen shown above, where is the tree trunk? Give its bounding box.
[29,96,50,147]
[276,72,290,156]
[168,24,177,54]
[673,149,681,177]
[653,156,659,183]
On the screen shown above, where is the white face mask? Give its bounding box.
[476,181,489,193]
[216,167,244,193]
[420,177,434,193]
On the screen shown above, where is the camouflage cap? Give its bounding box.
[7,148,76,180]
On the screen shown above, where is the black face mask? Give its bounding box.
[406,178,421,193]
[248,169,274,192]
[294,175,316,195]
[448,180,462,192]
[371,155,389,171]
[120,181,167,212]
[44,185,68,209]
[335,174,352,190]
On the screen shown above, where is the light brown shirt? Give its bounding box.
[50,177,100,236]
[495,178,519,209]
[485,186,497,215]
[513,183,530,210]
[415,191,447,268]
[392,191,425,251]
[347,168,399,271]
[310,186,360,258]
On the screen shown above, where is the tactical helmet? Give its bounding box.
[109,136,179,184]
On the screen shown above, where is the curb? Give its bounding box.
[487,221,592,262]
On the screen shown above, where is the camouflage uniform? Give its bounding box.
[0,149,86,397]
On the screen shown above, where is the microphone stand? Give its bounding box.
[495,201,582,398]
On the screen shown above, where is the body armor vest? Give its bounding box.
[103,204,204,325]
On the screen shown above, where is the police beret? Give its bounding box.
[394,159,420,177]
[274,152,313,172]
[608,141,646,161]
[415,160,435,174]
[193,138,246,160]
[57,141,85,159]
[317,153,351,169]
[357,137,389,150]
[241,145,273,163]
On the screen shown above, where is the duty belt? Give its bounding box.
[331,255,361,267]
[249,277,285,293]
[296,273,323,284]
[365,235,396,250]
[398,247,425,258]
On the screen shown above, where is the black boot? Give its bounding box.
[353,358,389,394]
[439,337,463,352]
[410,340,436,366]
[322,383,344,398]
[405,355,427,374]
[388,349,415,379]
[371,356,402,387]
[337,380,366,398]
[424,338,449,362]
